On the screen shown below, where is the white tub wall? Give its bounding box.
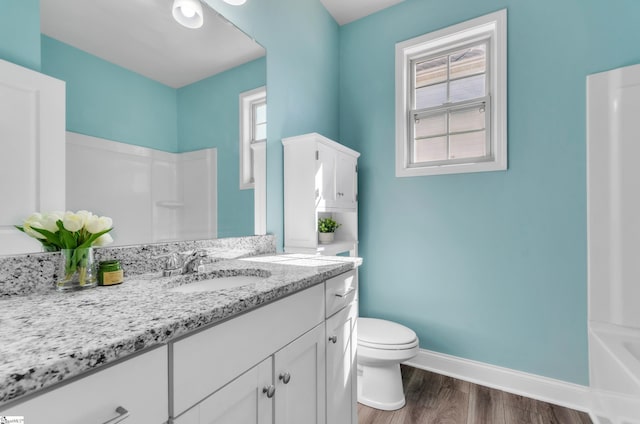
[66,132,216,245]
[151,151,182,243]
[587,63,640,330]
[179,149,217,241]
[587,63,640,424]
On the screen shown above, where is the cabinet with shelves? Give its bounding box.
[283,133,360,256]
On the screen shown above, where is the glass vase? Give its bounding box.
[57,247,98,291]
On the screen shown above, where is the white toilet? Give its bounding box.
[357,317,419,410]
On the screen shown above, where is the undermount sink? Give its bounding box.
[168,270,270,293]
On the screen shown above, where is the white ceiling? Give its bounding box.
[320,0,405,25]
[40,0,265,88]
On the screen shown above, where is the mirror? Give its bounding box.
[23,0,266,251]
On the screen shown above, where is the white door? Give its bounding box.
[316,143,336,210]
[326,302,358,424]
[274,324,326,424]
[0,59,65,255]
[174,358,273,424]
[335,152,357,210]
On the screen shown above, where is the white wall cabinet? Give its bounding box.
[283,133,360,256]
[0,346,168,424]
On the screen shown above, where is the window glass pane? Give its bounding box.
[450,45,486,79]
[415,55,447,88]
[449,106,485,133]
[414,136,447,163]
[415,82,447,109]
[254,123,267,141]
[414,112,447,138]
[255,103,267,124]
[449,131,487,159]
[449,74,485,103]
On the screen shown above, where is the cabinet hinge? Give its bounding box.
[316,150,319,160]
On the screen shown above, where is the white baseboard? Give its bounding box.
[404,348,592,413]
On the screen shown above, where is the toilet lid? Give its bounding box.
[358,318,417,346]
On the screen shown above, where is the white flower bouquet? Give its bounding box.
[16,210,114,288]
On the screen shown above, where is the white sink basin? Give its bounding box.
[169,274,267,293]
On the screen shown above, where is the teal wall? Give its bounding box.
[339,0,640,385]
[41,36,178,152]
[205,0,340,248]
[0,0,40,71]
[178,57,266,237]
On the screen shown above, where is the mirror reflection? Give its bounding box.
[31,0,266,251]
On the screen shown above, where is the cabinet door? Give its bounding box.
[326,302,358,424]
[316,143,336,210]
[174,358,273,424]
[274,323,326,424]
[335,152,357,210]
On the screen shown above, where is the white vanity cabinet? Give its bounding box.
[170,284,326,423]
[325,270,358,424]
[283,133,360,256]
[0,346,168,424]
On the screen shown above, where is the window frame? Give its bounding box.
[239,86,267,190]
[395,9,507,177]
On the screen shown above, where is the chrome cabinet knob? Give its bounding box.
[263,385,276,398]
[279,372,291,384]
[329,335,337,344]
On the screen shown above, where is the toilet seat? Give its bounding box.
[358,318,418,349]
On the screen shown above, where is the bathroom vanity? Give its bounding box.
[0,248,360,424]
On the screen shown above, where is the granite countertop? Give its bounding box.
[0,253,361,407]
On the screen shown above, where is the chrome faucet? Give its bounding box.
[162,249,211,276]
[182,249,210,274]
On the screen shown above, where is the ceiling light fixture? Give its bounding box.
[223,0,247,5]
[172,0,204,29]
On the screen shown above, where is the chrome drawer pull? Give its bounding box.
[102,406,129,424]
[334,287,355,298]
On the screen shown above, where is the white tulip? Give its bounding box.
[41,212,62,233]
[63,211,84,232]
[23,213,46,239]
[85,215,113,234]
[93,233,113,246]
[75,210,93,227]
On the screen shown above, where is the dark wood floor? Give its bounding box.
[358,365,592,424]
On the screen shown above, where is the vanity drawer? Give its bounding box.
[172,283,325,417]
[0,346,168,424]
[325,270,357,318]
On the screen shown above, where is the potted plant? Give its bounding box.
[318,217,340,244]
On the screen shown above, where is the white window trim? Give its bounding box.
[395,9,507,177]
[239,86,266,190]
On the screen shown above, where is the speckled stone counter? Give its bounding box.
[0,252,361,408]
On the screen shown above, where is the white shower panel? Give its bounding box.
[587,63,640,329]
[66,132,217,246]
[588,63,640,424]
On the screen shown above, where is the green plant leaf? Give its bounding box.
[56,220,77,249]
[14,225,26,233]
[30,227,62,249]
[77,227,113,249]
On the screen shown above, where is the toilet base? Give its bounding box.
[357,362,406,411]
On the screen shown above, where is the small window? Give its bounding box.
[395,10,507,177]
[240,86,267,189]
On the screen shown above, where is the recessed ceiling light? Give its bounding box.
[172,0,204,29]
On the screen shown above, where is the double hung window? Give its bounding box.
[396,10,507,177]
